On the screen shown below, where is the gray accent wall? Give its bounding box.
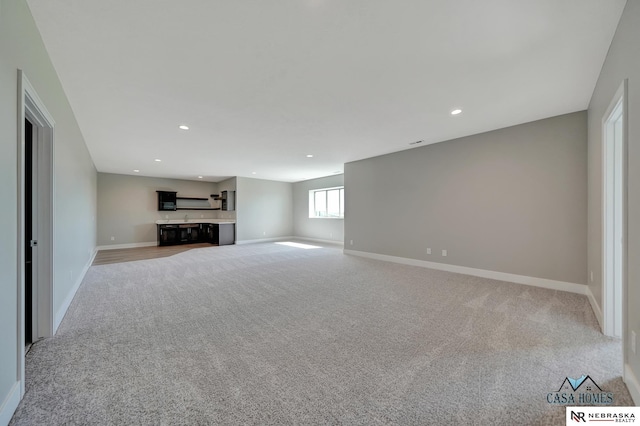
[97,173,219,246]
[587,0,640,392]
[345,111,587,285]
[293,175,344,243]
[0,0,97,417]
[236,177,293,242]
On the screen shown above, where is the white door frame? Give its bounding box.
[17,70,55,396]
[601,79,627,345]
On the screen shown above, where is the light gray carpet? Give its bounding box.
[10,242,633,425]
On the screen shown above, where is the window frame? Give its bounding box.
[308,186,344,219]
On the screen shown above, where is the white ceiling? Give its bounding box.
[27,0,625,183]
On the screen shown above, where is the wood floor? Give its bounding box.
[92,243,214,266]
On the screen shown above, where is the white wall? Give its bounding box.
[293,175,344,243]
[236,177,293,242]
[345,111,587,285]
[97,173,220,247]
[587,0,640,402]
[0,0,96,422]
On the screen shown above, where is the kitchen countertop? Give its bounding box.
[156,219,236,225]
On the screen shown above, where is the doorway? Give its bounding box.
[602,80,627,339]
[18,71,55,397]
[25,118,34,346]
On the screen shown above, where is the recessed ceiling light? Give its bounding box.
[252,172,257,175]
[198,176,203,179]
[179,125,189,130]
[133,169,140,173]
[154,159,162,162]
[451,109,462,115]
[306,154,314,158]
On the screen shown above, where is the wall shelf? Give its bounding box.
[157,191,218,211]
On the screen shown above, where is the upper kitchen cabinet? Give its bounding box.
[157,191,177,211]
[213,191,235,211]
[157,190,220,211]
[221,190,235,211]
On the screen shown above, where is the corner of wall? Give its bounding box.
[624,364,640,406]
[586,284,604,332]
[0,381,21,426]
[53,247,97,332]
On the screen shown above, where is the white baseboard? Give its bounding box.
[586,285,604,332]
[96,241,157,251]
[625,363,640,406]
[294,237,344,246]
[343,249,587,295]
[0,381,21,426]
[236,236,295,245]
[54,248,97,333]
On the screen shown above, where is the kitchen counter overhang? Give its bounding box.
[155,219,236,224]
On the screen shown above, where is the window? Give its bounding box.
[309,187,344,218]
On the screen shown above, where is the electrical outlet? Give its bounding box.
[330,232,333,238]
[350,240,354,245]
[442,249,447,257]
[426,248,431,255]
[632,331,637,355]
[110,236,115,241]
[590,271,594,282]
[263,231,266,236]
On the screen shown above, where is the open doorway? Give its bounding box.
[602,80,627,340]
[18,71,55,397]
[25,118,34,347]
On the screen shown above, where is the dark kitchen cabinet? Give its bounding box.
[187,224,203,242]
[158,223,203,246]
[204,223,216,243]
[158,223,234,246]
[178,224,201,244]
[157,191,177,211]
[157,224,179,245]
[157,191,220,211]
[203,223,235,245]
